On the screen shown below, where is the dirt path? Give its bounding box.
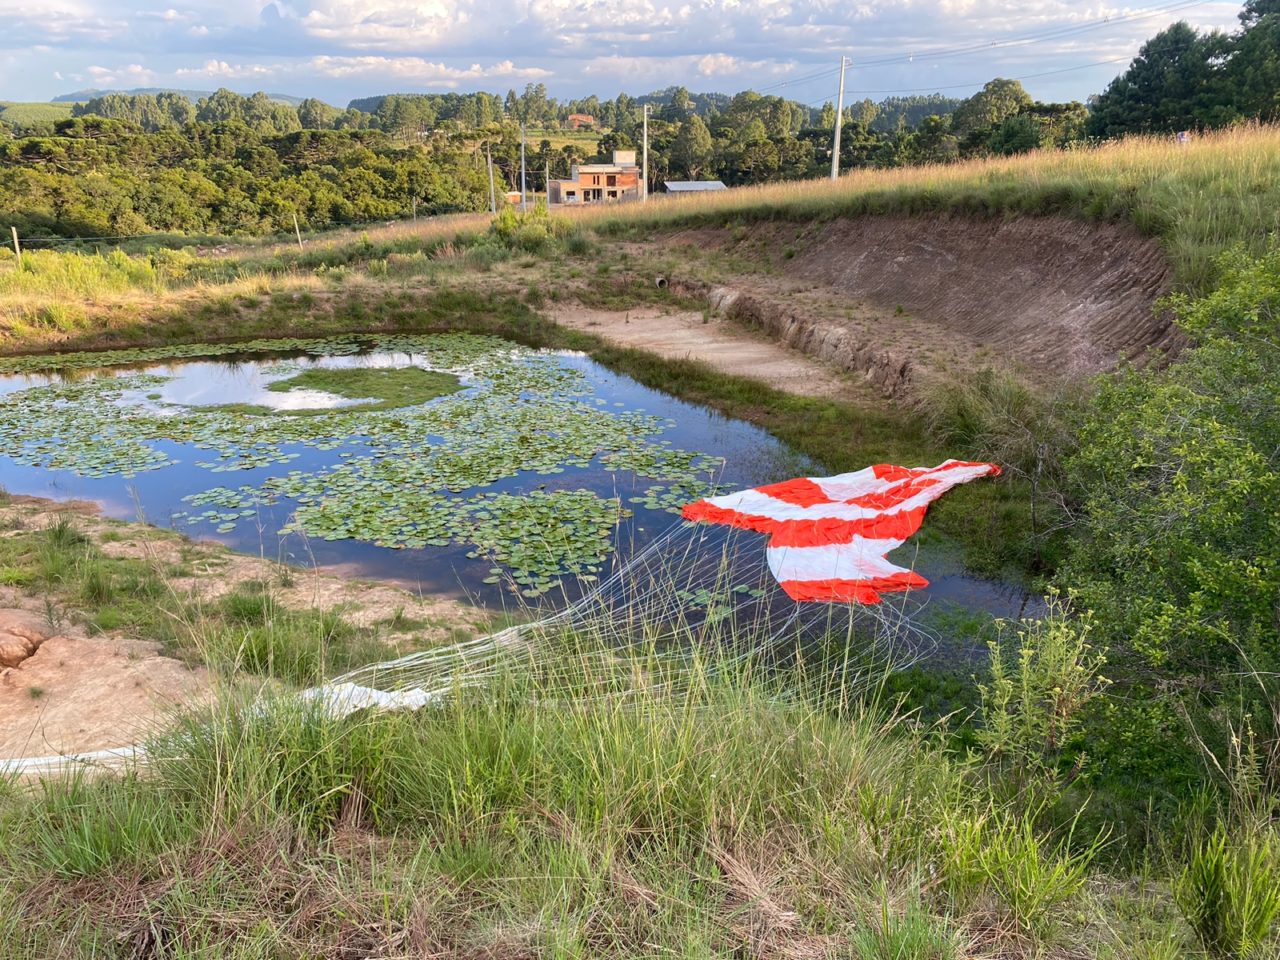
[550,303,871,402]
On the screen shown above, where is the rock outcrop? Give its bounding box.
[0,610,52,668]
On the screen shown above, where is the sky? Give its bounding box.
[0,0,1246,108]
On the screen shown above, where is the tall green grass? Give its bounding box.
[0,639,1130,958]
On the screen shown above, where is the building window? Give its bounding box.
[607,175,617,186]
[608,190,617,198]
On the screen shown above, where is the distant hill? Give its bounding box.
[54,87,306,106]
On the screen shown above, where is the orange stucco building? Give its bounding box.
[548,151,642,205]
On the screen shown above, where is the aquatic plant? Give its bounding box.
[0,333,725,591]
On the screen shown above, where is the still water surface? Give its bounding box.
[0,334,1029,637]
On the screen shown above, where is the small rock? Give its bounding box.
[0,634,33,668]
[0,610,49,647]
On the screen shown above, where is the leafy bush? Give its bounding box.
[564,228,593,256]
[920,366,1082,571]
[464,237,511,271]
[489,201,573,255]
[977,596,1109,782]
[1175,827,1280,960]
[1061,243,1280,678]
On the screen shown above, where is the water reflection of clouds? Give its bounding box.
[264,388,363,410]
[136,359,369,411]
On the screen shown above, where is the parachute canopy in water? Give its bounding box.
[681,460,1001,604]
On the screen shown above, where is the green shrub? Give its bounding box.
[220,582,279,625]
[564,229,593,256]
[488,200,573,256]
[43,515,87,552]
[1062,243,1280,677]
[1175,827,1280,960]
[919,366,1082,572]
[77,561,115,605]
[464,238,510,271]
[977,596,1108,783]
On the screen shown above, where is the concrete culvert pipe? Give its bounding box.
[655,277,669,289]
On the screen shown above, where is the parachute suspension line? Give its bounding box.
[2,459,999,775]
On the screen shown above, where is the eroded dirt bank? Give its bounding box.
[654,215,1180,391]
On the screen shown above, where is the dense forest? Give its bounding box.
[0,1,1275,240]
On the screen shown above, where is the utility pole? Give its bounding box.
[642,104,651,202]
[545,158,551,206]
[519,122,528,212]
[830,56,849,181]
[486,142,496,213]
[9,227,20,270]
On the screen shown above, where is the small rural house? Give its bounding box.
[567,113,596,129]
[664,180,728,195]
[548,151,641,205]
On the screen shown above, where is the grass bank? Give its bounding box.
[577,125,1280,291]
[0,508,453,687]
[0,623,1199,960]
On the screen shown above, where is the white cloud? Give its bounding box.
[86,62,157,84]
[4,0,1247,102]
[176,55,551,87]
[308,55,551,84]
[175,58,274,78]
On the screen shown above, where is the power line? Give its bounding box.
[801,29,1212,106]
[758,0,1213,102]
[754,65,843,95]
[854,0,1212,68]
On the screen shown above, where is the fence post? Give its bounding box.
[292,213,304,251]
[9,227,21,270]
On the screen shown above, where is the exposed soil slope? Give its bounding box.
[659,215,1179,386]
[549,304,867,401]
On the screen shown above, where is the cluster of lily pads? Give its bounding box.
[0,333,726,595]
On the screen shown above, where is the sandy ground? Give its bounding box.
[0,498,486,766]
[550,303,869,402]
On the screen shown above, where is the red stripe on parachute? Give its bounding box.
[681,460,1000,604]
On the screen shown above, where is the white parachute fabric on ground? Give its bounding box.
[324,521,941,700]
[0,520,943,776]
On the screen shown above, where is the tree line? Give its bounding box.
[0,1,1274,240]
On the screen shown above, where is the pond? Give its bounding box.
[0,333,1029,632]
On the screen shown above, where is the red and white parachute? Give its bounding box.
[682,460,1000,604]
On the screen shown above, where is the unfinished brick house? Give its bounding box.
[548,150,641,205]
